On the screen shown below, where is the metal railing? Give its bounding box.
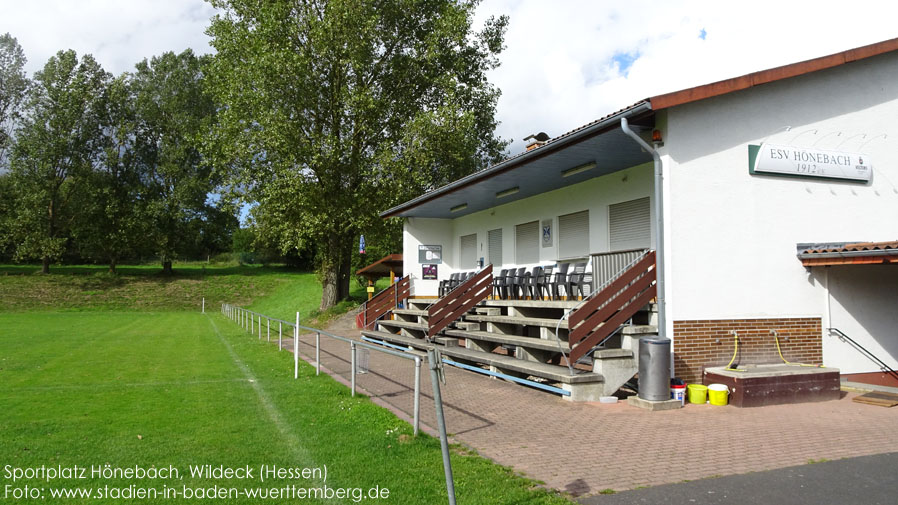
[828,327,898,383]
[221,303,423,435]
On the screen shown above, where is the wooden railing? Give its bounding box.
[567,251,656,363]
[427,265,493,338]
[359,275,411,330]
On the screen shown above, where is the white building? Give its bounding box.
[381,38,898,388]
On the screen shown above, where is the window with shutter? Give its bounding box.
[558,210,589,259]
[487,228,502,266]
[609,197,651,251]
[515,221,539,264]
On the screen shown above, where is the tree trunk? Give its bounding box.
[108,258,117,274]
[162,260,173,275]
[41,256,50,274]
[318,233,353,311]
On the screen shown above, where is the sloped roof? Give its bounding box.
[650,37,898,110]
[797,241,898,266]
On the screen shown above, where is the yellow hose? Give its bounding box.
[725,331,741,371]
[773,331,821,367]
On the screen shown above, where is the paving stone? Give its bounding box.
[272,311,898,497]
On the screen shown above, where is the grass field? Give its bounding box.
[0,269,571,504]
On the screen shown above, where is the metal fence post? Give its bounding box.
[267,318,270,342]
[202,297,205,313]
[258,315,262,340]
[294,312,300,379]
[278,321,282,351]
[414,356,421,436]
[351,342,357,397]
[315,332,320,376]
[427,349,456,505]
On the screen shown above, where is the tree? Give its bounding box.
[71,75,149,273]
[206,0,509,310]
[133,49,219,274]
[0,33,29,172]
[7,50,108,273]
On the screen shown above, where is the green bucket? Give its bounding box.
[687,384,708,404]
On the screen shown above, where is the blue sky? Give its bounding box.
[2,0,897,153]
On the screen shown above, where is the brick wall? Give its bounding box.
[673,318,822,384]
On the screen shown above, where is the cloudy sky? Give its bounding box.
[2,0,896,152]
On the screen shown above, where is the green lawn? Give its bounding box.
[0,311,571,504]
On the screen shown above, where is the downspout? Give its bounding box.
[621,117,666,340]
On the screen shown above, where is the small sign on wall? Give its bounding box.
[422,264,438,280]
[541,219,552,248]
[418,245,442,264]
[749,143,872,183]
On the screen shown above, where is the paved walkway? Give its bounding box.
[272,311,897,498]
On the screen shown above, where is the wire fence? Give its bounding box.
[219,303,457,504]
[220,303,423,435]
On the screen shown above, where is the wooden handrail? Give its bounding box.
[362,275,411,329]
[568,251,656,363]
[427,265,493,338]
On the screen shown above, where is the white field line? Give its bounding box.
[205,315,347,503]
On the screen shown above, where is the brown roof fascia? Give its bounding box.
[650,37,898,110]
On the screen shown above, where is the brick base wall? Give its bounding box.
[673,318,822,384]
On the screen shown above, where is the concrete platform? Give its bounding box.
[627,396,683,411]
[704,364,841,407]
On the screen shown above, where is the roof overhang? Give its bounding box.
[356,254,404,278]
[797,241,898,267]
[382,101,655,219]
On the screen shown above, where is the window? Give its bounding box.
[459,233,477,269]
[515,221,539,264]
[558,210,589,258]
[488,228,502,266]
[609,197,651,251]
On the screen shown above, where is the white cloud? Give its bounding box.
[2,0,896,154]
[0,0,217,75]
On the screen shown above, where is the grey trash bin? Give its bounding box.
[638,337,671,401]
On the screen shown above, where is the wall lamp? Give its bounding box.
[495,186,519,199]
[561,161,596,178]
[450,203,468,213]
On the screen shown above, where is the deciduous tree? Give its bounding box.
[7,50,108,273]
[133,49,218,274]
[206,0,508,310]
[0,33,29,171]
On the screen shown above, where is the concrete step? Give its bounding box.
[392,308,428,317]
[376,319,428,331]
[444,329,570,353]
[360,330,433,351]
[473,307,502,315]
[439,346,603,385]
[482,299,579,309]
[465,314,569,329]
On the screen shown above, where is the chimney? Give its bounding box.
[523,132,550,151]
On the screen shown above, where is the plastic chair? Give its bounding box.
[493,268,508,299]
[524,266,543,299]
[536,265,554,300]
[550,262,570,300]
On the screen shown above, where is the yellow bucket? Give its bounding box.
[708,383,729,406]
[687,384,708,404]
